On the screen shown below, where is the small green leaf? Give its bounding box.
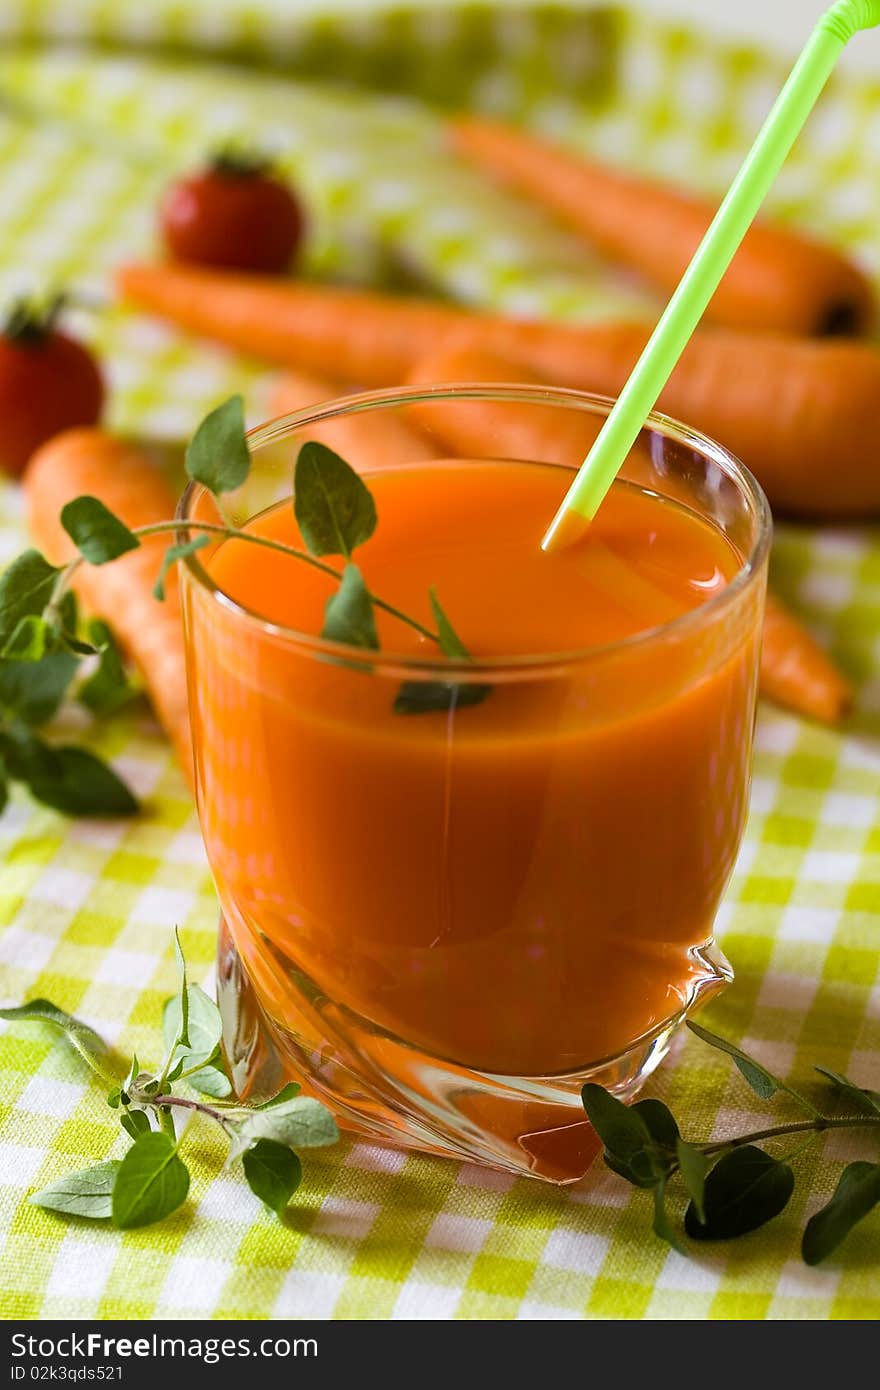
[321,563,378,650]
[0,998,110,1075]
[0,550,60,647]
[0,653,79,726]
[153,536,210,601]
[652,1178,685,1253]
[121,1110,152,1141]
[294,440,377,558]
[256,1082,301,1108]
[187,1064,232,1099]
[107,1087,121,1109]
[428,586,470,660]
[111,1132,190,1229]
[393,587,490,717]
[236,1096,339,1152]
[30,1161,120,1219]
[581,1084,652,1164]
[242,1139,302,1216]
[393,680,490,716]
[603,1150,658,1189]
[185,395,250,496]
[122,1053,140,1095]
[3,732,138,817]
[173,927,189,1046]
[78,621,140,715]
[684,1146,795,1241]
[162,986,222,1071]
[61,497,139,565]
[814,1067,880,1117]
[802,1162,880,1265]
[632,1098,680,1152]
[687,1020,816,1112]
[676,1138,710,1225]
[2,614,52,661]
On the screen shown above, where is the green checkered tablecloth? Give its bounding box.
[1,1,879,1321]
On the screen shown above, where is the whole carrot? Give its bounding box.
[448,115,876,338]
[407,344,853,727]
[24,429,193,783]
[269,369,434,471]
[117,264,880,520]
[405,345,602,466]
[760,592,852,726]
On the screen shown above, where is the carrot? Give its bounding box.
[405,345,602,467]
[117,264,880,520]
[269,369,434,470]
[24,428,193,783]
[448,115,876,338]
[408,345,853,726]
[760,592,852,726]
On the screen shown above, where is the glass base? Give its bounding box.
[217,915,732,1185]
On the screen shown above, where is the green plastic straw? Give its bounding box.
[542,0,880,551]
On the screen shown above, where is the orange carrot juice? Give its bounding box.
[186,459,763,1086]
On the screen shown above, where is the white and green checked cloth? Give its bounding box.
[1,1,879,1321]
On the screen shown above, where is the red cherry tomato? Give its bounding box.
[160,154,304,273]
[0,300,104,478]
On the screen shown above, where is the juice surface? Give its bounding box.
[209,461,739,659]
[190,461,760,1075]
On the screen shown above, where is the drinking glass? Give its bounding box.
[178,385,770,1183]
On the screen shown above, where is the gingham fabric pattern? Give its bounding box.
[0,2,879,1321]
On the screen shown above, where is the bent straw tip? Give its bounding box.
[822,0,880,39]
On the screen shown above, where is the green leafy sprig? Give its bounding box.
[0,395,487,819]
[0,930,338,1227]
[582,1021,880,1266]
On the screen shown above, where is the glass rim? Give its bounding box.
[177,382,772,678]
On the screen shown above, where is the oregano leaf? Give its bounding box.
[0,652,79,726]
[802,1162,880,1265]
[0,550,60,647]
[162,986,221,1072]
[60,497,139,565]
[2,614,52,661]
[242,1139,302,1216]
[185,395,250,496]
[321,563,378,650]
[236,1096,339,1152]
[111,1132,190,1229]
[30,1161,120,1219]
[153,536,210,601]
[676,1138,710,1224]
[428,586,470,660]
[4,734,138,818]
[294,440,377,558]
[120,1110,152,1141]
[687,1021,817,1113]
[685,1146,795,1241]
[814,1067,880,1117]
[652,1178,685,1253]
[393,679,490,716]
[256,1083,301,1108]
[78,620,140,715]
[631,1098,680,1153]
[0,998,111,1076]
[581,1078,661,1189]
[186,1063,232,1099]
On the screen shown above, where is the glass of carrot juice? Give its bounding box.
[179,385,770,1184]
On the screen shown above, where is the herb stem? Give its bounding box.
[700,1114,880,1157]
[157,1107,176,1139]
[52,519,442,647]
[149,1093,234,1135]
